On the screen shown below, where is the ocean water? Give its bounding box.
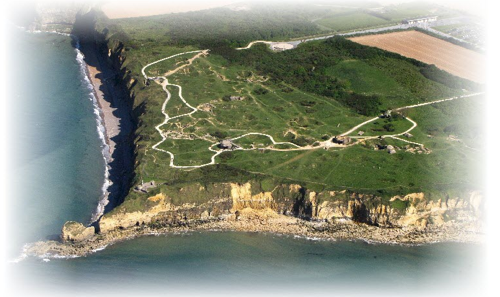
[6,232,485,296]
[5,29,106,257]
[4,28,485,297]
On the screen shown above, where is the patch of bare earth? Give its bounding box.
[348,30,485,83]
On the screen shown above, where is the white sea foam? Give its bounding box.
[73,38,112,224]
[9,244,30,264]
[43,253,81,260]
[91,245,109,253]
[25,27,112,224]
[28,28,72,37]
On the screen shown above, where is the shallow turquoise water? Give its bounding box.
[4,28,485,297]
[6,28,106,256]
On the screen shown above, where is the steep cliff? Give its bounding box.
[98,182,483,236]
[43,9,483,247]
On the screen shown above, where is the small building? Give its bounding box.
[387,145,396,154]
[332,136,352,145]
[219,139,234,150]
[222,95,245,102]
[357,131,365,136]
[134,180,157,193]
[403,132,413,138]
[382,110,392,118]
[402,16,438,25]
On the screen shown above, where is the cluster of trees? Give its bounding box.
[210,130,228,140]
[420,64,478,91]
[114,4,325,48]
[253,87,269,95]
[215,37,385,116]
[284,134,316,146]
[214,35,481,116]
[338,93,381,116]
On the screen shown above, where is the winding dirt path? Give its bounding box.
[142,50,484,168]
[142,51,303,168]
[235,41,272,50]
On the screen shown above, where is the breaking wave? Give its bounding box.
[73,37,112,223]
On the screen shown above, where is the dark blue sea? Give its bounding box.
[3,28,485,297]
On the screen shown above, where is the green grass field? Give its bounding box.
[432,23,466,33]
[129,46,482,200]
[315,11,391,32]
[325,60,400,93]
[94,3,484,209]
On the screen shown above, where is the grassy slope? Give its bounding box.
[96,5,483,211]
[312,2,459,33]
[316,11,391,32]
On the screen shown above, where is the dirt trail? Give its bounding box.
[142,49,484,169]
[163,50,209,77]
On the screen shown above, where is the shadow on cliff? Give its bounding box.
[71,10,137,224]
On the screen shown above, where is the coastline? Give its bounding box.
[24,210,484,259]
[21,29,114,224]
[75,37,134,221]
[74,41,113,222]
[16,30,484,261]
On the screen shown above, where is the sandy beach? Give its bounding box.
[84,52,121,158]
[78,41,135,214]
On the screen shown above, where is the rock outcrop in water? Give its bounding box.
[21,9,485,259]
[61,221,95,242]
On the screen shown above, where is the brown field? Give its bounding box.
[348,31,485,83]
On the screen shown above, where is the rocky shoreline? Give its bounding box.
[24,212,483,259]
[25,184,484,259]
[20,12,485,260]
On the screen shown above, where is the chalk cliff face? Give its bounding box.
[99,194,173,233]
[28,182,482,258]
[61,221,95,242]
[315,191,482,230]
[97,182,483,234]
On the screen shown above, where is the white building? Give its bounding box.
[402,16,438,25]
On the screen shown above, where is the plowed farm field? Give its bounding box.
[348,31,484,83]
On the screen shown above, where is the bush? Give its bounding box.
[291,136,314,146]
[420,64,480,91]
[210,131,228,140]
[338,93,382,116]
[390,199,409,211]
[383,123,395,132]
[300,100,316,107]
[253,87,269,95]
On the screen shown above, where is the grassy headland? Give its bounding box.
[77,3,484,215]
